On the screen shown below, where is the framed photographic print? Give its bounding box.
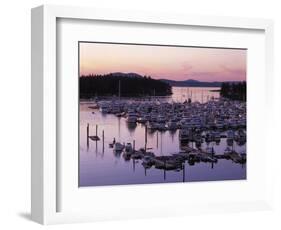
[78,42,247,187]
[31,5,274,224]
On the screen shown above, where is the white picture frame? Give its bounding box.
[31,4,274,225]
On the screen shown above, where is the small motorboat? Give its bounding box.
[125,143,133,153]
[113,142,124,152]
[224,146,233,155]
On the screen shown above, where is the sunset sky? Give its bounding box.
[79,42,246,82]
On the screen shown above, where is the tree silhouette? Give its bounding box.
[220,81,246,101]
[79,73,172,99]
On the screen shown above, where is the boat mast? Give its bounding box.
[118,80,121,100]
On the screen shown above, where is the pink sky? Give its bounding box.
[79,42,246,82]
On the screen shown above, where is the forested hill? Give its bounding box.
[220,81,246,101]
[79,73,172,98]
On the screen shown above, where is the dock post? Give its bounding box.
[102,130,104,153]
[164,159,166,181]
[156,131,159,148]
[211,147,214,169]
[95,125,98,153]
[133,140,135,151]
[133,159,135,172]
[87,123,89,148]
[145,125,147,152]
[145,125,147,143]
[182,163,185,182]
[95,140,98,153]
[160,132,163,155]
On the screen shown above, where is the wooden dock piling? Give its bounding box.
[133,159,136,172]
[145,125,147,143]
[164,159,166,180]
[182,163,185,182]
[160,132,163,155]
[156,131,158,148]
[102,130,104,153]
[95,140,98,153]
[87,123,89,148]
[133,140,135,151]
[211,147,214,169]
[145,125,147,151]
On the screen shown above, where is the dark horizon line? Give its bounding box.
[79,73,246,83]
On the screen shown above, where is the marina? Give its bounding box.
[79,87,246,187]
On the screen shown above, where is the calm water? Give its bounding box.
[79,87,246,187]
[171,86,220,103]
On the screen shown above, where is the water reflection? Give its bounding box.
[126,122,137,132]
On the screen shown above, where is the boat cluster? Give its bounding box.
[110,141,246,171]
[96,98,246,145]
[180,127,246,148]
[97,98,246,131]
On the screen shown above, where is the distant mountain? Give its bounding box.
[160,79,223,87]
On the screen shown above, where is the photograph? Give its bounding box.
[79,42,247,187]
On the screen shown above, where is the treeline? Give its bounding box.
[79,73,172,98]
[220,81,246,101]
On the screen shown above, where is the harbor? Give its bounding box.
[79,87,246,187]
